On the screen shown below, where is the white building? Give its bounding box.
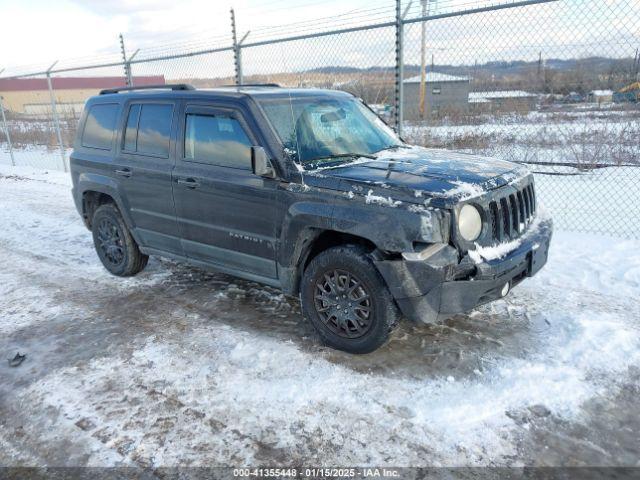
[587,89,614,104]
[469,90,537,112]
[403,72,470,119]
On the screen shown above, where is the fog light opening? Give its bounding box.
[500,282,510,297]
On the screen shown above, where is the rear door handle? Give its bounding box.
[177,177,200,189]
[114,168,132,178]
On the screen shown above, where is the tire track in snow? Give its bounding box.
[2,168,640,467]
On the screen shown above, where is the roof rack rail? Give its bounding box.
[217,83,280,88]
[99,84,195,95]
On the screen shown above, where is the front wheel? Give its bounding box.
[300,245,399,354]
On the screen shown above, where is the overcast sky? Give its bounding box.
[0,0,638,77]
[0,0,391,71]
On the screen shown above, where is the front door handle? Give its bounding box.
[177,178,200,189]
[114,168,132,178]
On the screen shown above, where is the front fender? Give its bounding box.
[277,187,450,293]
[330,202,448,252]
[278,198,335,267]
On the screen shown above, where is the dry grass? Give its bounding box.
[404,110,640,169]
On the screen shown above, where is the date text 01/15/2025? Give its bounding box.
[233,467,401,477]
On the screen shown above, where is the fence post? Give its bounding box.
[0,95,15,166]
[127,49,139,87]
[46,62,67,172]
[120,34,133,86]
[230,8,242,85]
[394,0,404,136]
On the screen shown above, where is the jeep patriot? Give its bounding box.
[70,84,552,353]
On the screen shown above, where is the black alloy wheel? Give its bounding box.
[96,217,125,267]
[313,269,373,339]
[301,245,399,354]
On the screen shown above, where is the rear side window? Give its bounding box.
[123,104,141,151]
[82,103,119,150]
[123,103,173,157]
[184,113,252,169]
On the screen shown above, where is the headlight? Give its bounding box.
[458,204,482,241]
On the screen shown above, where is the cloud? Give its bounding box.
[70,0,180,16]
[1,0,636,78]
[0,0,129,73]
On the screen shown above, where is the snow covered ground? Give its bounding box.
[1,165,639,468]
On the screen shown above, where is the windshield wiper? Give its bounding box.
[374,144,410,154]
[303,152,377,164]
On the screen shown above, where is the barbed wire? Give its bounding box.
[1,0,555,78]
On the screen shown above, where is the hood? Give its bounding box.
[301,146,527,204]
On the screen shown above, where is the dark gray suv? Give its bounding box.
[70,84,552,354]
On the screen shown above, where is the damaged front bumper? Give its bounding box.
[374,218,553,323]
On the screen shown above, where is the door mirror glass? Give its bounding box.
[251,146,276,178]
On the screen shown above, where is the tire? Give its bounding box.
[91,203,148,276]
[301,245,399,354]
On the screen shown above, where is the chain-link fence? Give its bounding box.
[1,0,639,238]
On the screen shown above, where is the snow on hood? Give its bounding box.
[301,146,528,204]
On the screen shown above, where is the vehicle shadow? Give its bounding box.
[1,256,552,390]
[148,259,552,380]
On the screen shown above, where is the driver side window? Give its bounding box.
[184,113,252,169]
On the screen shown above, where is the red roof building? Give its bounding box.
[0,76,166,115]
[0,76,165,91]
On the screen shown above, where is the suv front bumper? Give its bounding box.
[374,218,553,323]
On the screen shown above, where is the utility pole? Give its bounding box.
[419,0,428,119]
[538,51,542,75]
[537,51,543,91]
[46,61,67,172]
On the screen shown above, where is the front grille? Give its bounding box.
[487,183,536,242]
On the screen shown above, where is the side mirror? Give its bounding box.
[251,146,276,178]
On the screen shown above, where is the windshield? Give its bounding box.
[257,95,402,169]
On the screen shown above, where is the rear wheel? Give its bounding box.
[92,203,148,276]
[301,245,399,354]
